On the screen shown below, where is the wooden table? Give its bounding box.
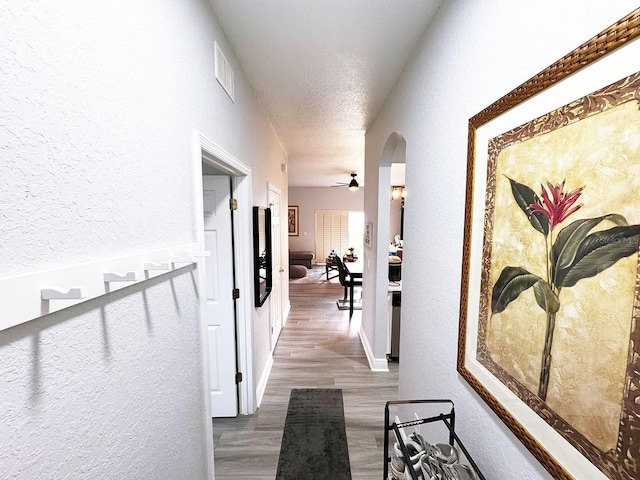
[325,255,339,280]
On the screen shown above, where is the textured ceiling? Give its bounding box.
[209,0,442,187]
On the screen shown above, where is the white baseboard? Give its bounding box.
[255,301,291,408]
[283,300,291,326]
[358,326,389,372]
[255,354,274,408]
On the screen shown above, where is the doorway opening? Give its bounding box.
[360,132,406,371]
[193,132,255,417]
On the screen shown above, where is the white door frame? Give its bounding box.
[268,183,282,350]
[192,132,256,423]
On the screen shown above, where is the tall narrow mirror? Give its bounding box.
[253,206,272,307]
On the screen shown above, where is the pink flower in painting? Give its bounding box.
[529,180,584,227]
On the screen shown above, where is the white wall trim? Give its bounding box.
[191,133,214,480]
[199,135,251,176]
[194,131,256,416]
[255,354,274,408]
[192,131,256,479]
[359,326,389,372]
[230,173,255,415]
[268,182,284,352]
[234,174,256,415]
[283,300,291,327]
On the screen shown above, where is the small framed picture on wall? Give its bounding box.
[364,221,373,247]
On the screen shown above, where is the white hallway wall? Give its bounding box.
[363,1,638,479]
[0,1,286,479]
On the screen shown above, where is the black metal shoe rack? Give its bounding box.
[383,399,486,480]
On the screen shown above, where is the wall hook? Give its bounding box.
[103,272,138,283]
[144,262,172,271]
[41,286,87,300]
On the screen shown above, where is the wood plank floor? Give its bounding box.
[213,278,399,480]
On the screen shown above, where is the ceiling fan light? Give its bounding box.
[348,178,359,191]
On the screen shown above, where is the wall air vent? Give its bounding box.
[215,41,235,102]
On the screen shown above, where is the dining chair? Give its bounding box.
[335,256,362,317]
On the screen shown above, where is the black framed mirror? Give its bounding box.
[253,206,272,307]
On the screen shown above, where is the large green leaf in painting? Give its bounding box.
[507,177,549,235]
[551,214,628,278]
[555,225,640,288]
[491,266,541,314]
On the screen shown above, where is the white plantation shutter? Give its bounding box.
[315,211,349,262]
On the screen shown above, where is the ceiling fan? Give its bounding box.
[332,173,359,191]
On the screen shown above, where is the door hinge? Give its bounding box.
[232,288,240,300]
[229,198,238,210]
[235,372,243,384]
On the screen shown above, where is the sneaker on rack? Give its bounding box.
[440,463,479,480]
[390,454,405,477]
[390,442,409,479]
[389,460,405,480]
[410,432,459,465]
[392,440,424,477]
[420,454,445,480]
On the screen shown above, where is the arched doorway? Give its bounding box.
[361,132,406,370]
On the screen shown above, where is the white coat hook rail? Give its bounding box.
[0,241,201,333]
[41,286,87,300]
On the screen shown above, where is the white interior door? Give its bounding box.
[203,175,238,417]
[268,186,282,350]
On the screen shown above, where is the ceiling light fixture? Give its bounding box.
[348,173,359,191]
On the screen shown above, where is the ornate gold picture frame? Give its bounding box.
[458,10,640,480]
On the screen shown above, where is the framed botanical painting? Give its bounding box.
[288,206,299,236]
[458,9,640,480]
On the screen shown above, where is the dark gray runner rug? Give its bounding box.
[275,388,351,480]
